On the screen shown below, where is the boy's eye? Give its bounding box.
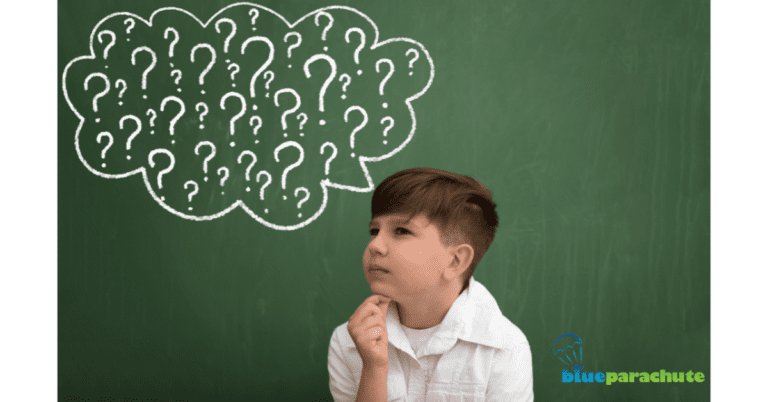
[369,228,409,236]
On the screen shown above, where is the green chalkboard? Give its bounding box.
[59,0,709,400]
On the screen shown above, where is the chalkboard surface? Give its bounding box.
[59,0,709,401]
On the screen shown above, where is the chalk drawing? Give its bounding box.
[63,3,435,229]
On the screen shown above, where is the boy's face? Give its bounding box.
[364,212,460,301]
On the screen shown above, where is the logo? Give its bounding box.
[552,333,707,385]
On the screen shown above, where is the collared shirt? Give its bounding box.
[328,276,534,401]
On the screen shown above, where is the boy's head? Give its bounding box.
[364,167,498,295]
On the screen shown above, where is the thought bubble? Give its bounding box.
[63,3,435,230]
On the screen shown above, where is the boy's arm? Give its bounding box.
[328,329,389,402]
[485,342,534,402]
[355,364,388,402]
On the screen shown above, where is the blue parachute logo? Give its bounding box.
[553,333,584,372]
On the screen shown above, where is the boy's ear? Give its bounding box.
[448,243,474,279]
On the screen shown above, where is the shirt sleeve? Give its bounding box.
[328,328,358,402]
[485,341,534,402]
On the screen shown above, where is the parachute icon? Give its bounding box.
[553,333,584,372]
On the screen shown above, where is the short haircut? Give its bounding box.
[371,167,499,292]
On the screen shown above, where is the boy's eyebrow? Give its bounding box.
[369,217,413,227]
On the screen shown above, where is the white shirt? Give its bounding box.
[328,276,534,401]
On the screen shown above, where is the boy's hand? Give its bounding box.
[347,294,392,369]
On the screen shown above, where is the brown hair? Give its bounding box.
[371,167,499,292]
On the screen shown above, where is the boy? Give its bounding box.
[328,167,534,401]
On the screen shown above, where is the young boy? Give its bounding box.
[328,167,533,401]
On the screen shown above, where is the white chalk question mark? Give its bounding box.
[160,96,186,141]
[274,88,301,136]
[131,46,157,98]
[237,150,258,191]
[220,91,246,147]
[217,167,229,194]
[184,181,198,211]
[406,48,419,76]
[191,43,217,94]
[303,54,337,121]
[344,105,368,158]
[338,73,351,99]
[294,187,310,218]
[345,28,365,75]
[119,115,142,160]
[283,32,301,68]
[148,148,175,195]
[256,170,271,213]
[215,18,237,53]
[249,116,262,143]
[375,58,394,108]
[314,11,333,51]
[170,69,182,92]
[263,71,274,97]
[296,113,308,136]
[228,63,240,87]
[194,141,216,182]
[84,73,110,122]
[195,102,208,129]
[146,108,157,134]
[164,27,179,58]
[274,141,305,192]
[97,30,116,61]
[115,79,127,106]
[124,18,135,41]
[241,36,274,100]
[320,142,337,175]
[380,116,394,145]
[96,131,113,168]
[249,8,259,30]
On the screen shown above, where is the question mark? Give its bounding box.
[406,48,419,76]
[84,73,109,122]
[124,18,135,41]
[344,28,365,75]
[215,18,237,53]
[148,148,175,196]
[194,141,216,182]
[274,88,301,136]
[131,46,157,99]
[184,181,198,211]
[241,36,275,100]
[294,187,310,218]
[97,30,116,62]
[303,54,337,121]
[146,109,157,134]
[249,8,259,30]
[296,113,308,137]
[320,142,337,176]
[170,69,182,92]
[238,150,258,191]
[263,71,274,97]
[228,63,240,87]
[217,167,229,194]
[191,43,217,94]
[164,27,179,59]
[256,170,271,213]
[115,79,127,106]
[196,102,209,129]
[96,131,113,168]
[274,141,305,193]
[380,116,394,145]
[283,32,301,68]
[160,96,186,141]
[220,92,246,147]
[344,105,368,158]
[338,73,351,99]
[119,115,142,160]
[375,59,395,109]
[314,11,333,51]
[249,116,262,143]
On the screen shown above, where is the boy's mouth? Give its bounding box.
[369,265,389,273]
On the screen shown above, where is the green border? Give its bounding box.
[0,0,768,401]
[0,0,56,401]
[712,0,768,401]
